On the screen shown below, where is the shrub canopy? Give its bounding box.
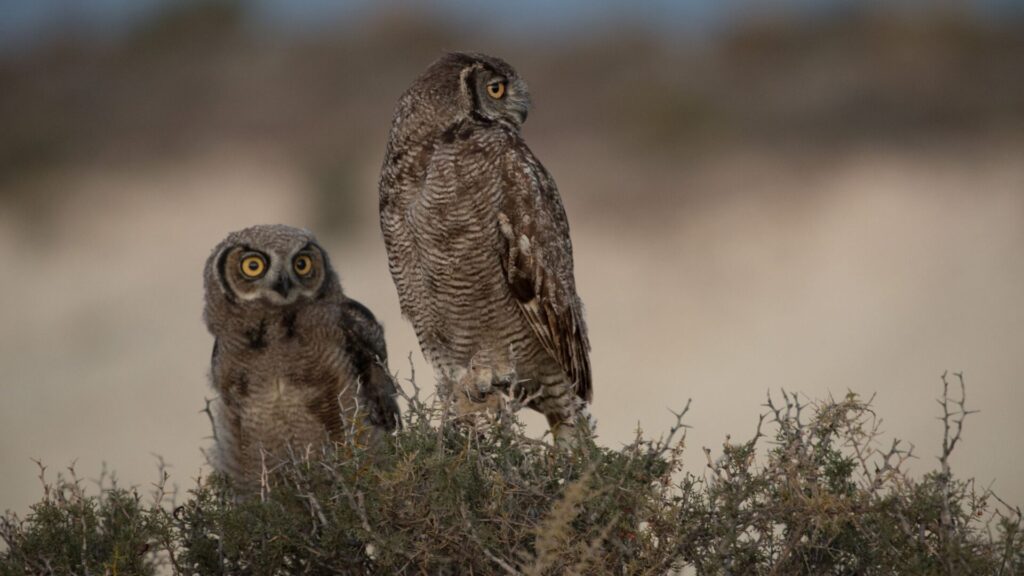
[2,373,1021,575]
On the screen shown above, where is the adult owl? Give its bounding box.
[203,224,399,486]
[378,52,592,443]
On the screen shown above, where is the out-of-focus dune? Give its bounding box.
[1,140,1021,515]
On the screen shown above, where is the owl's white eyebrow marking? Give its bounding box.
[234,290,264,302]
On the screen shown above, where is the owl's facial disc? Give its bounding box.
[467,65,530,126]
[222,245,325,306]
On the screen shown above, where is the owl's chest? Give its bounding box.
[405,161,505,262]
[241,374,319,422]
[220,315,348,388]
[223,355,344,447]
[389,141,515,313]
[264,331,347,381]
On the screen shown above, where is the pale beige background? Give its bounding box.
[2,138,1021,515]
[2,2,1023,521]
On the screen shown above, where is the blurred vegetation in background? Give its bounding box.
[1,1,1022,235]
[2,373,1021,574]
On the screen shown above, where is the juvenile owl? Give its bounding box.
[378,52,592,443]
[203,224,399,486]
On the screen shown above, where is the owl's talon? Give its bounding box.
[492,374,516,393]
[464,386,490,403]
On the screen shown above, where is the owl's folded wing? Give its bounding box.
[497,144,592,402]
[338,299,402,431]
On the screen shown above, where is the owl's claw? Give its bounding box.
[492,373,516,394]
[464,383,491,403]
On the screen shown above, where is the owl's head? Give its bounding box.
[205,224,338,309]
[412,52,531,128]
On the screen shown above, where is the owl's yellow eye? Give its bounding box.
[240,255,266,278]
[486,81,506,99]
[293,254,313,277]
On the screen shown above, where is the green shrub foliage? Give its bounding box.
[2,373,1021,575]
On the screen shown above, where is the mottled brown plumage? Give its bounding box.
[203,225,399,486]
[378,53,591,442]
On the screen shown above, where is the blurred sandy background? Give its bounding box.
[1,1,1022,516]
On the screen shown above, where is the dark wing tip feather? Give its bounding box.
[499,144,593,404]
[338,299,401,431]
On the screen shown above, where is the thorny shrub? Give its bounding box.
[2,372,1021,575]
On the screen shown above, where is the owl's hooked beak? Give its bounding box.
[271,275,292,298]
